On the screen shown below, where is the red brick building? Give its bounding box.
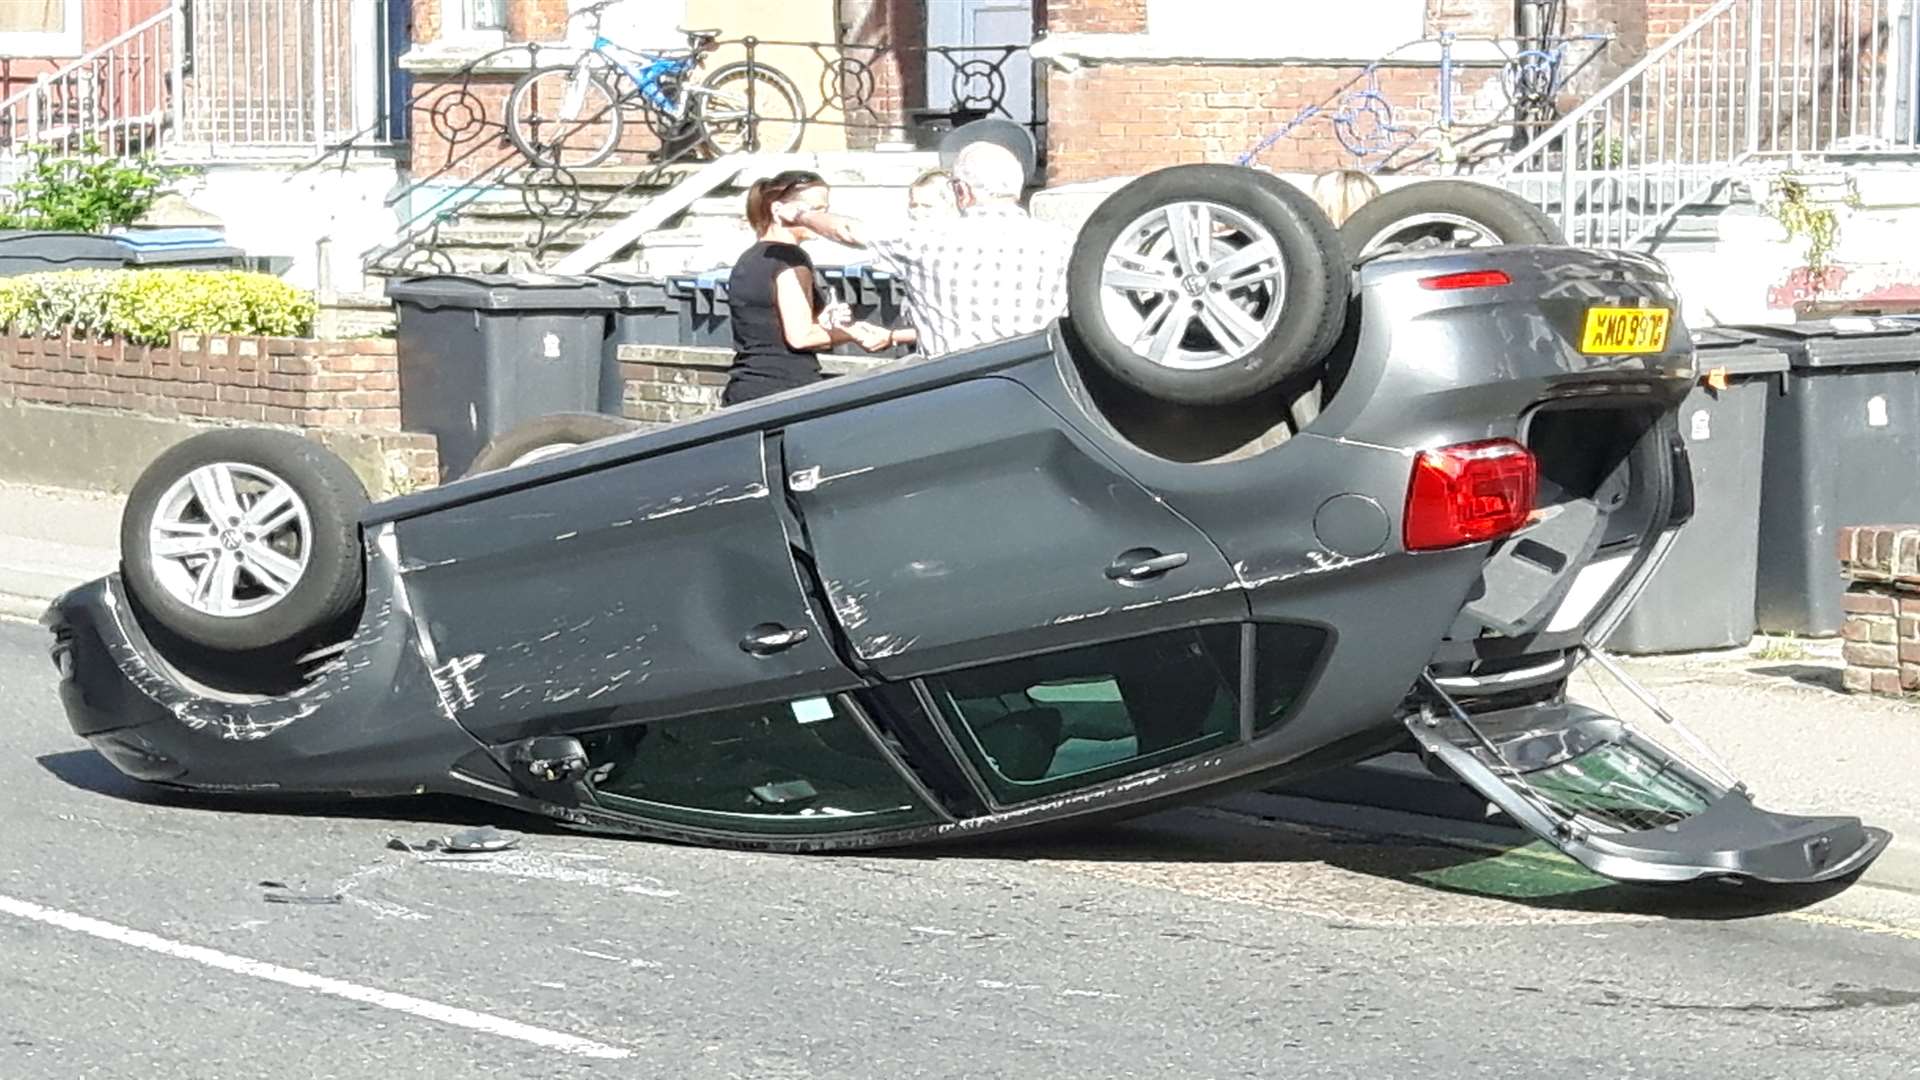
[1037,0,1723,181]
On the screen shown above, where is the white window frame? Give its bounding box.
[0,0,85,59]
[439,0,507,47]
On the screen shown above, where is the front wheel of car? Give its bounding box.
[119,429,369,654]
[1339,179,1564,260]
[1066,164,1350,407]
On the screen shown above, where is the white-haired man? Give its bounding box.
[774,142,1071,359]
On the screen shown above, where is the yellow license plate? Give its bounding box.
[1580,306,1671,354]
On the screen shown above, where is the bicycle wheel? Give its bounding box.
[506,63,624,169]
[694,61,806,156]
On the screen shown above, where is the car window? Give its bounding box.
[580,696,937,834]
[926,626,1243,805]
[1252,623,1333,734]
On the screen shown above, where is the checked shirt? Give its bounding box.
[863,203,1073,359]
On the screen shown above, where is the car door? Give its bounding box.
[390,431,862,746]
[780,376,1247,678]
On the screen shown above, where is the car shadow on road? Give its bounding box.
[893,805,1866,923]
[38,748,1866,922]
[35,748,565,837]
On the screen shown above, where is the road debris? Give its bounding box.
[385,825,523,855]
[259,880,343,905]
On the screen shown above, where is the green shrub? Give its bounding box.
[0,139,187,233]
[0,269,317,344]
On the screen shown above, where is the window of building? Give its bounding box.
[439,0,506,44]
[0,0,83,57]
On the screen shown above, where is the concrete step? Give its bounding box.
[461,195,658,220]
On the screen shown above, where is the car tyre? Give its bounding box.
[1066,164,1350,407]
[120,429,369,654]
[467,412,641,475]
[1340,179,1564,260]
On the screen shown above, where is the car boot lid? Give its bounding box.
[1407,651,1891,886]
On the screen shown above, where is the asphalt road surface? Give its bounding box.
[4,617,1920,1079]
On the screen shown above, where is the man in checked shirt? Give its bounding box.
[775,142,1072,359]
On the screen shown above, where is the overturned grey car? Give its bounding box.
[44,166,1889,886]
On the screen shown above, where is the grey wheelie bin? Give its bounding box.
[1608,329,1789,654]
[385,272,621,481]
[593,270,679,414]
[1728,318,1920,637]
[820,263,913,360]
[669,270,733,348]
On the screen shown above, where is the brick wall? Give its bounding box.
[1043,0,1518,182]
[1048,63,1510,180]
[0,331,404,430]
[0,330,441,490]
[508,0,572,43]
[616,344,873,426]
[1047,0,1146,33]
[618,349,728,426]
[1040,0,1896,183]
[1838,525,1920,697]
[838,0,928,148]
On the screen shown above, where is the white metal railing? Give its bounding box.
[1500,0,1920,249]
[0,7,179,170]
[170,0,398,158]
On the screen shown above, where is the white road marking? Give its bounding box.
[0,893,630,1060]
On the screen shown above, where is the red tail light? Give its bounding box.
[1419,269,1512,291]
[1404,439,1537,551]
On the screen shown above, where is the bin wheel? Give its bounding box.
[467,412,642,475]
[120,429,369,654]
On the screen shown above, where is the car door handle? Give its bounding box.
[1106,550,1189,581]
[740,624,810,655]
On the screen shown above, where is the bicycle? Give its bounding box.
[504,0,806,169]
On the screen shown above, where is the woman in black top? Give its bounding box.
[721,170,898,406]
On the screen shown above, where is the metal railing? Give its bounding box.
[1500,0,1920,249]
[350,36,1042,276]
[0,7,179,168]
[172,0,402,158]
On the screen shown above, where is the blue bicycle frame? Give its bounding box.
[589,36,698,117]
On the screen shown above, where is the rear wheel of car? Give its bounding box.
[120,429,369,654]
[1066,164,1350,407]
[467,412,641,475]
[1340,179,1564,260]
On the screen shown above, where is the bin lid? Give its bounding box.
[588,270,669,307]
[1722,317,1920,370]
[111,227,228,250]
[384,272,621,311]
[0,230,130,262]
[1690,328,1790,378]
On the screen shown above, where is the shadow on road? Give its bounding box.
[887,807,1864,923]
[38,749,1861,923]
[1748,663,1849,694]
[35,748,563,837]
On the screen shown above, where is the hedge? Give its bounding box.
[0,269,317,345]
